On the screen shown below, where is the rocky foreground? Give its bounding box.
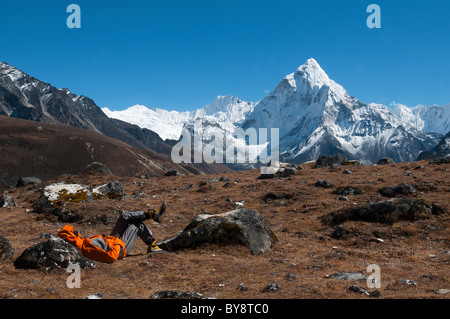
[0,158,449,299]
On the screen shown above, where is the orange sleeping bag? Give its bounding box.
[58,225,126,263]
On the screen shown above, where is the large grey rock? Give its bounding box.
[278,167,298,177]
[14,236,95,270]
[314,154,348,168]
[33,183,91,222]
[158,208,278,255]
[93,181,125,199]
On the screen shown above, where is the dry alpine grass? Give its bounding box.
[0,160,449,299]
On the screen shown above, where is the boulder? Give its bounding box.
[314,180,334,188]
[93,181,125,199]
[260,283,280,293]
[84,162,112,175]
[378,183,416,198]
[314,154,348,168]
[39,183,93,204]
[320,198,444,226]
[329,271,367,281]
[33,183,93,222]
[16,177,42,188]
[158,208,278,255]
[377,157,396,165]
[14,236,95,270]
[277,167,298,177]
[348,285,381,297]
[0,194,16,208]
[165,170,182,176]
[0,236,14,261]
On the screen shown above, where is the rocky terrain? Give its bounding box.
[0,157,448,299]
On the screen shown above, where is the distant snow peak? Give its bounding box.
[103,94,255,141]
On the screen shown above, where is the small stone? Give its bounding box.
[329,271,368,281]
[348,285,370,296]
[286,274,296,281]
[399,279,417,286]
[236,283,248,291]
[260,283,280,293]
[435,289,449,295]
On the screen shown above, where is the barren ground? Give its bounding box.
[0,160,449,299]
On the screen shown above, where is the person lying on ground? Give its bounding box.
[57,202,166,263]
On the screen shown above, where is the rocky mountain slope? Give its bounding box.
[0,62,228,175]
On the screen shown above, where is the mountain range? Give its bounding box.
[0,61,229,182]
[103,58,449,166]
[0,59,448,173]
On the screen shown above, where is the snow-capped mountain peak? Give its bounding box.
[295,58,331,87]
[103,58,448,165]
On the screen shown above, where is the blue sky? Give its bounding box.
[0,0,449,111]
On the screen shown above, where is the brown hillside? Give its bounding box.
[0,115,228,189]
[0,159,448,299]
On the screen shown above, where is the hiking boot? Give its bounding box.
[147,241,163,253]
[148,201,166,223]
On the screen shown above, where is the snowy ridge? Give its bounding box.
[102,105,194,141]
[102,95,256,141]
[391,103,450,135]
